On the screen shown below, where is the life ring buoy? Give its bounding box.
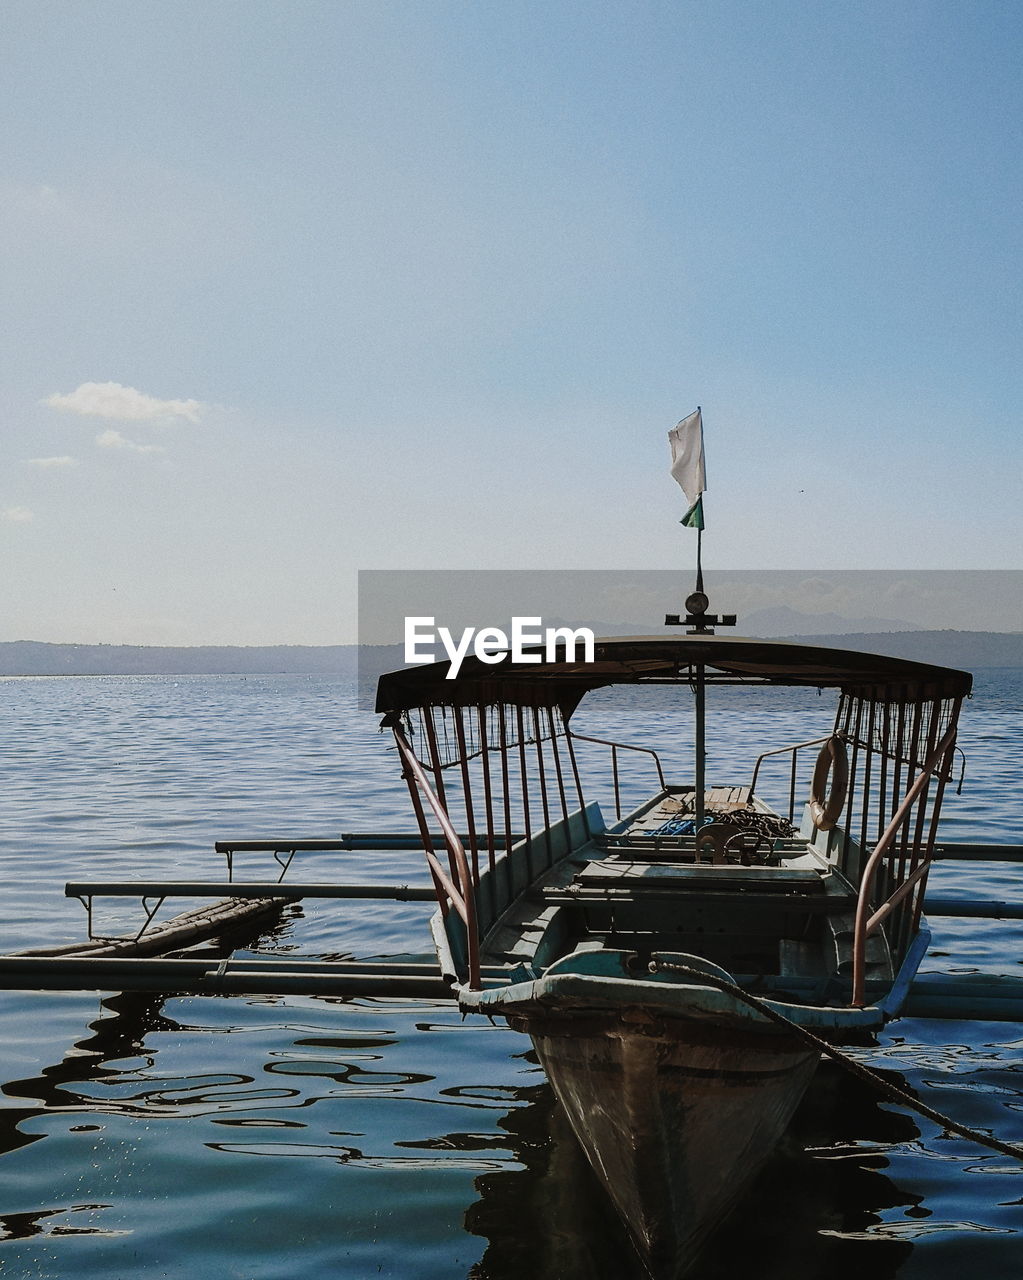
[809,735,849,831]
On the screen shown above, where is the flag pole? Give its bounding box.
[694,507,705,830]
[694,405,704,595]
[667,404,711,833]
[696,524,704,595]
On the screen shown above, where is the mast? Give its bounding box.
[674,590,727,832]
[665,406,735,831]
[694,657,706,830]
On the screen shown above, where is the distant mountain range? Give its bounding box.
[763,631,1023,669]
[739,606,919,635]
[2,630,1022,676]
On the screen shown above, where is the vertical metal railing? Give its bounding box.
[748,734,833,823]
[565,732,668,822]
[532,707,554,869]
[547,707,570,830]
[390,704,593,988]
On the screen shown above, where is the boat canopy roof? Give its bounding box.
[375,634,972,716]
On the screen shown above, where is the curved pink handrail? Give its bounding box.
[851,722,958,1006]
[392,724,482,989]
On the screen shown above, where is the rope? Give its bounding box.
[648,809,795,840]
[648,956,1023,1162]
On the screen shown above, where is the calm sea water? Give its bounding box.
[0,672,1021,1280]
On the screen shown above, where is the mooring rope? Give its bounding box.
[648,956,1023,1162]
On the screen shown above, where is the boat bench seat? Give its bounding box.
[575,862,826,892]
[536,859,857,914]
[538,884,855,914]
[599,834,807,850]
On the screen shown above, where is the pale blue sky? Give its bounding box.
[2,1,1020,644]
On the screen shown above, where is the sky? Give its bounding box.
[2,0,1021,645]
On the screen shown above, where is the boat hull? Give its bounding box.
[519,1007,818,1278]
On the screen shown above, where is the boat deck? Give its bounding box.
[479,789,860,976]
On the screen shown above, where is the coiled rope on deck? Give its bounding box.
[649,809,795,841]
[648,956,1023,1162]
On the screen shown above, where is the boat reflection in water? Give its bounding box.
[0,982,978,1280]
[467,1059,919,1280]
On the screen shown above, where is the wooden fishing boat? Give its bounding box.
[375,622,971,1277]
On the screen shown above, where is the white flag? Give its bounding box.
[668,408,706,506]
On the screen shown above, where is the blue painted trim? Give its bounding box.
[878,925,932,1020]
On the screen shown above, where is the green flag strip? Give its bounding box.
[680,495,704,529]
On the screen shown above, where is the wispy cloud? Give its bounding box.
[2,507,35,523]
[4,181,66,218]
[43,381,205,424]
[95,429,164,454]
[2,167,249,266]
[26,455,78,468]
